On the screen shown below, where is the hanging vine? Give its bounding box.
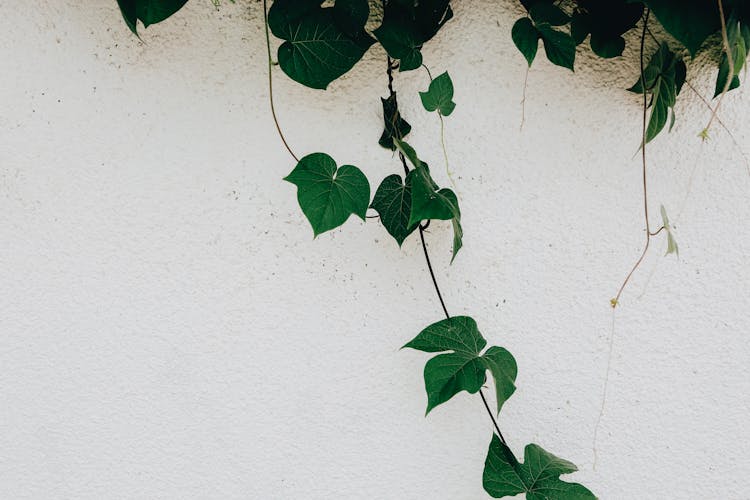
[113,0,749,497]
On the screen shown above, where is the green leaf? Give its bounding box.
[481,346,518,415]
[529,3,569,26]
[590,33,626,58]
[370,174,418,246]
[628,43,685,142]
[374,0,453,72]
[660,205,679,257]
[404,316,518,415]
[374,20,423,71]
[116,0,188,34]
[714,16,747,97]
[537,24,576,70]
[379,93,412,150]
[269,1,375,89]
[572,0,642,56]
[395,139,463,260]
[332,0,370,37]
[483,436,597,499]
[643,0,719,56]
[419,72,456,116]
[284,153,370,236]
[512,18,540,66]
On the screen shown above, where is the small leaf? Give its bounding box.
[629,43,685,142]
[660,205,679,257]
[423,352,488,414]
[590,33,625,58]
[379,93,412,150]
[269,1,375,89]
[284,153,370,236]
[512,18,540,66]
[481,346,518,415]
[370,174,418,246]
[537,24,576,70]
[483,436,597,499]
[419,72,456,116]
[395,139,462,260]
[374,19,423,71]
[529,3,569,26]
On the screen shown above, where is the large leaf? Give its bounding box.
[404,316,518,415]
[284,153,370,236]
[117,0,189,34]
[268,0,375,89]
[419,71,456,116]
[483,435,597,499]
[370,173,418,246]
[643,0,719,56]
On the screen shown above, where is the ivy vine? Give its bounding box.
[114,0,748,497]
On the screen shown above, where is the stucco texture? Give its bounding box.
[1,1,749,499]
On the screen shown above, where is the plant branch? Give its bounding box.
[263,0,299,162]
[612,8,653,308]
[389,58,506,446]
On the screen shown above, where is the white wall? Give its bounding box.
[2,1,749,499]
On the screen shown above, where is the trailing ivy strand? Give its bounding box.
[115,0,749,497]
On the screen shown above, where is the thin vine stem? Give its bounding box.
[612,8,653,308]
[392,61,506,446]
[262,0,299,162]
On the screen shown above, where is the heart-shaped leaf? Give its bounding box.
[419,71,456,116]
[285,153,370,236]
[117,0,189,34]
[269,0,375,89]
[371,173,418,246]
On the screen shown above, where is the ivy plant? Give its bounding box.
[115,0,750,497]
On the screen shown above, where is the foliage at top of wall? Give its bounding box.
[111,1,748,498]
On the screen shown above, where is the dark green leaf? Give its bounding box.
[537,24,576,70]
[512,18,540,66]
[529,3,569,26]
[269,1,375,89]
[628,43,685,142]
[714,16,747,97]
[379,93,412,150]
[284,153,370,236]
[333,0,370,37]
[395,139,462,260]
[483,435,597,499]
[370,174,418,246]
[481,346,518,415]
[419,71,456,116]
[643,0,719,56]
[116,0,188,34]
[404,317,518,415]
[374,20,423,71]
[570,13,591,45]
[404,316,485,353]
[590,33,625,58]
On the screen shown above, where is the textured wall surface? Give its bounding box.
[2,1,749,499]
